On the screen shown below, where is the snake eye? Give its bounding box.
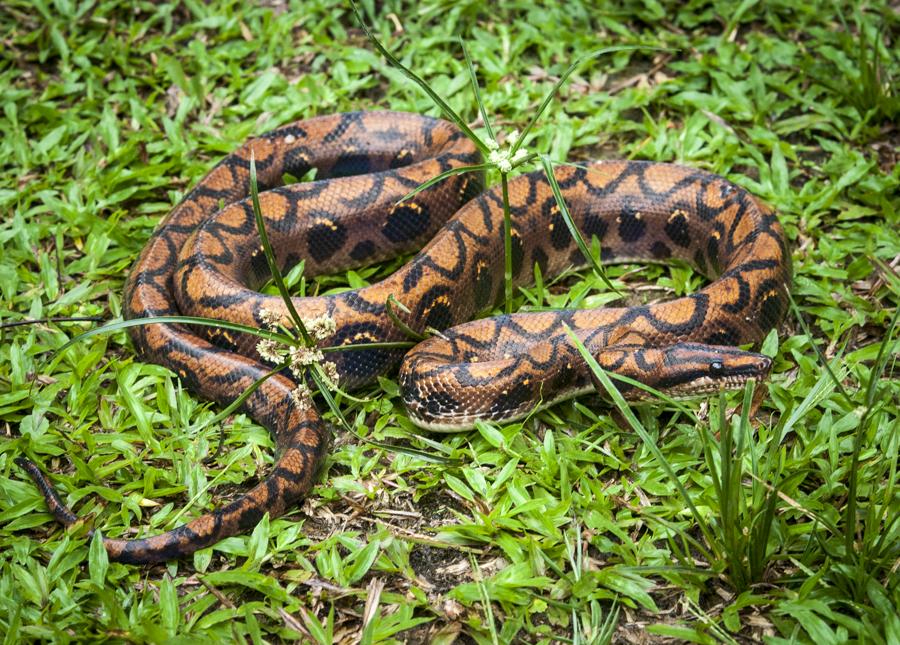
[709,361,725,375]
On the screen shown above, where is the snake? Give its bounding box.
[18,111,791,564]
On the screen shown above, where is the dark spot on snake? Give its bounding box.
[665,212,691,248]
[390,149,415,168]
[422,391,459,418]
[330,153,373,177]
[473,259,493,310]
[465,174,485,200]
[307,219,347,263]
[550,358,580,391]
[283,148,311,177]
[760,294,783,329]
[704,324,738,345]
[582,213,608,241]
[532,247,548,276]
[651,241,671,259]
[350,240,377,262]
[420,284,454,331]
[707,236,720,272]
[425,301,452,331]
[283,252,302,272]
[491,380,533,415]
[511,231,524,277]
[383,202,431,243]
[617,206,646,243]
[757,279,785,329]
[550,210,571,250]
[403,261,425,292]
[248,248,270,283]
[330,321,400,384]
[234,504,266,530]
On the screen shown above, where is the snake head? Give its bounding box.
[592,342,772,400]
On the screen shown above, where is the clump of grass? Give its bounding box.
[806,9,899,135]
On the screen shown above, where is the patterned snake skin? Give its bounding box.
[19,111,791,563]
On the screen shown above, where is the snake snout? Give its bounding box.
[658,343,773,397]
[721,352,772,379]
[593,343,773,400]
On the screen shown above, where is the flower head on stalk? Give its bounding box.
[486,130,529,174]
[255,308,340,405]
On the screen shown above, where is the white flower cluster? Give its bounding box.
[255,308,341,410]
[290,382,312,410]
[256,338,286,364]
[486,130,528,173]
[289,344,323,366]
[319,360,340,385]
[306,314,337,341]
[259,308,283,329]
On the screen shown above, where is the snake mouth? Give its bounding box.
[656,370,769,399]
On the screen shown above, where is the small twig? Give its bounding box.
[279,608,312,639]
[197,576,236,609]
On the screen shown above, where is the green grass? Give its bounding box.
[1,0,899,642]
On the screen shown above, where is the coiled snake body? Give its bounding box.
[21,112,791,563]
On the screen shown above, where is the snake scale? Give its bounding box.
[19,112,791,563]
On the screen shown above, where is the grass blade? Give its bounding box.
[249,153,314,345]
[194,361,288,433]
[322,341,414,353]
[54,316,294,356]
[460,37,494,142]
[501,173,513,313]
[396,163,490,205]
[385,294,426,341]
